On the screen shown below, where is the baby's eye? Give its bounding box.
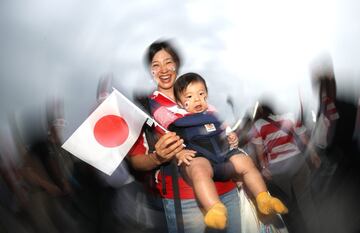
[186,95,192,99]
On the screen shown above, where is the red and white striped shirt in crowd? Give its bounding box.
[321,95,339,121]
[252,113,306,164]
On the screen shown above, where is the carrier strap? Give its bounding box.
[135,93,184,233]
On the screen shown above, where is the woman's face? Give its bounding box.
[151,49,177,92]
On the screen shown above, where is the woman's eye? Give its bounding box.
[166,58,174,64]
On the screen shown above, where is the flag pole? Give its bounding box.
[298,87,304,125]
[112,88,169,133]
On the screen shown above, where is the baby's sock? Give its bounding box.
[204,202,228,229]
[256,191,288,215]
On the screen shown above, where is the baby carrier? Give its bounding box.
[168,112,241,181]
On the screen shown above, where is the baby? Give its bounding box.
[169,72,287,229]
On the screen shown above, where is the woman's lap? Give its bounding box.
[163,188,241,233]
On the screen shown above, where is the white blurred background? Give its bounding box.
[1,0,359,139]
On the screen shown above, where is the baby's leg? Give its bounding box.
[229,154,288,215]
[229,154,267,196]
[182,157,219,210]
[182,157,227,229]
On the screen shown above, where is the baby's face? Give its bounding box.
[179,81,208,113]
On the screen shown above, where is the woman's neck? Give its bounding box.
[158,88,175,101]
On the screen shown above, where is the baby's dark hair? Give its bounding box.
[174,72,208,103]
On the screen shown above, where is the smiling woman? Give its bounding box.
[150,50,177,92]
[127,40,242,233]
[147,42,180,100]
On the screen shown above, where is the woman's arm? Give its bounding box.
[127,153,160,171]
[128,132,184,171]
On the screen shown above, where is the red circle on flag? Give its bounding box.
[93,115,129,147]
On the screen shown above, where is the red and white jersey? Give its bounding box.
[252,113,306,164]
[150,91,187,129]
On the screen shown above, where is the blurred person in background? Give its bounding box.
[251,101,321,233]
[15,98,78,233]
[228,112,289,233]
[310,55,360,233]
[0,127,30,233]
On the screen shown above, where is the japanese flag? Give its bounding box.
[62,89,149,175]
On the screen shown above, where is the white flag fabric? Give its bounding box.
[62,89,148,175]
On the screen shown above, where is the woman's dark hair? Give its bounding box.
[173,72,208,103]
[145,40,181,72]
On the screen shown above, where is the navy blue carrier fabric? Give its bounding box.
[169,112,238,163]
[169,112,240,181]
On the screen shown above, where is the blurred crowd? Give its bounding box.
[0,54,359,233]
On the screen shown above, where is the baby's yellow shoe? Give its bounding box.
[204,202,228,229]
[256,192,288,215]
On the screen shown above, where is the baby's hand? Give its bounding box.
[227,132,239,149]
[176,149,196,166]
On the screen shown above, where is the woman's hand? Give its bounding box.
[176,149,196,166]
[154,132,184,164]
[227,132,239,149]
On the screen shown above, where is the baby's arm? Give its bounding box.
[226,131,239,149]
[176,149,196,166]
